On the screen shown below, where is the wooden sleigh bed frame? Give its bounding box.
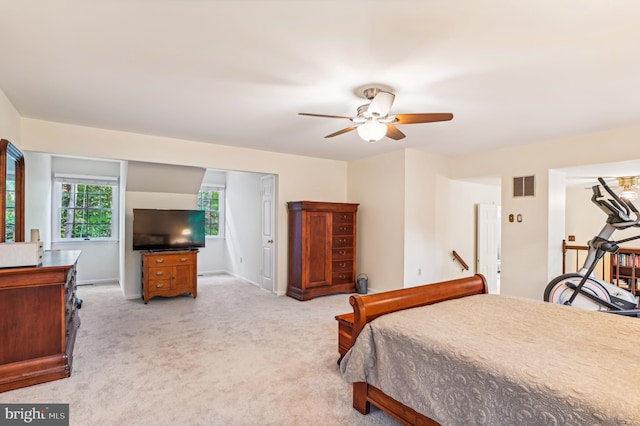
[341,273,640,425]
[345,274,488,426]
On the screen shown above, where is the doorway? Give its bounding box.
[477,203,501,294]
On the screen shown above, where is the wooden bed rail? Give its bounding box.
[348,274,488,348]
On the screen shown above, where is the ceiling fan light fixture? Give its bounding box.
[617,177,638,201]
[620,190,638,201]
[357,120,386,143]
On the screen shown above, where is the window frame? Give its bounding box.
[0,139,25,243]
[197,185,225,239]
[52,174,119,242]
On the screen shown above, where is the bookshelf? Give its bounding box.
[610,248,640,296]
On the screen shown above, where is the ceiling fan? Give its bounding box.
[298,87,453,143]
[579,176,640,201]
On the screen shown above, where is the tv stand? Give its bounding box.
[141,250,198,304]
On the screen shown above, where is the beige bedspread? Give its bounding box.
[340,294,640,425]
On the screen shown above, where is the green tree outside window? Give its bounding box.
[197,189,223,237]
[59,183,114,239]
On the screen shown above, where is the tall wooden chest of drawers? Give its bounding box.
[287,201,359,300]
[141,250,198,303]
[0,250,81,392]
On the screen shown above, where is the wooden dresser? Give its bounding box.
[287,201,359,300]
[141,250,198,303]
[0,250,81,392]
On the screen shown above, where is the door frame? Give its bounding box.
[260,174,277,293]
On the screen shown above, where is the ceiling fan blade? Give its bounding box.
[385,124,406,141]
[325,126,358,138]
[394,113,454,124]
[367,91,395,118]
[298,112,353,120]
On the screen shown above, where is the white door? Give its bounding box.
[477,204,500,293]
[260,175,276,292]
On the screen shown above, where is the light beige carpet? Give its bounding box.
[0,274,399,426]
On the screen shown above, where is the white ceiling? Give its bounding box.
[1,1,640,162]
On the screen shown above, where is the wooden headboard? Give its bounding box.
[348,274,488,348]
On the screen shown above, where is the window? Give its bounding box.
[197,186,225,238]
[53,174,119,241]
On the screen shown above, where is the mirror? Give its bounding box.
[0,139,25,242]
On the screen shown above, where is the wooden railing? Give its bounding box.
[562,239,606,278]
[451,250,469,271]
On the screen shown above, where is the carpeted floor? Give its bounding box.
[0,274,399,426]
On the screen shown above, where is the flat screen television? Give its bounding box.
[132,209,205,251]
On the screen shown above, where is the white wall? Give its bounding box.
[565,185,600,248]
[448,125,640,300]
[547,170,566,289]
[403,151,501,287]
[348,149,501,292]
[20,118,348,295]
[434,177,501,284]
[403,150,445,286]
[224,171,262,284]
[0,88,20,146]
[347,150,406,292]
[23,152,51,248]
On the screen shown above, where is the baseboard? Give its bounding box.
[197,269,227,276]
[77,278,119,286]
[225,271,260,288]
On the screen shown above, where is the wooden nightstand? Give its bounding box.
[335,312,354,364]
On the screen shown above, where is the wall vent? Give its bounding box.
[513,175,535,197]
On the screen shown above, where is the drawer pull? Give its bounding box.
[155,259,165,263]
[339,250,346,255]
[180,258,187,262]
[339,239,347,244]
[339,226,347,232]
[156,283,164,288]
[155,271,164,276]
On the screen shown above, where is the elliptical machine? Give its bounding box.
[544,177,640,317]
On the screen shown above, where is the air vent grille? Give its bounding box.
[513,175,535,197]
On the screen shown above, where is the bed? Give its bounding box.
[339,274,640,425]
